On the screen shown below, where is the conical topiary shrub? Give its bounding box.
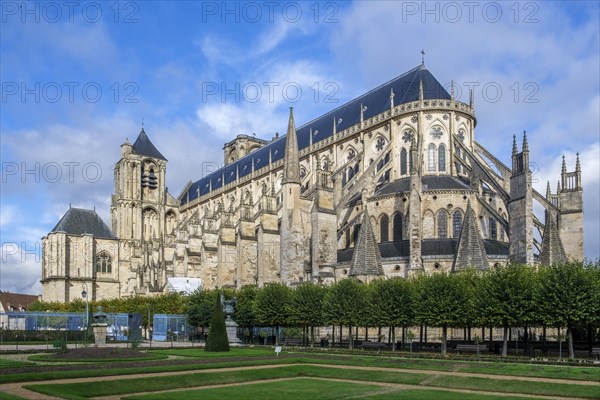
[204,293,230,352]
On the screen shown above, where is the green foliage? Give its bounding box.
[415,272,469,329]
[477,265,537,328]
[537,262,596,328]
[324,279,367,328]
[204,293,230,352]
[369,277,414,328]
[253,283,291,328]
[234,285,258,329]
[186,289,219,329]
[288,283,326,328]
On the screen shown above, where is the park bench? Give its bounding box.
[285,338,304,347]
[455,344,488,354]
[362,341,385,351]
[592,347,600,360]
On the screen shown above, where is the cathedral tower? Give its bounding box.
[279,108,307,284]
[508,133,534,264]
[557,154,584,260]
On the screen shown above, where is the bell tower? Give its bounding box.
[111,127,169,293]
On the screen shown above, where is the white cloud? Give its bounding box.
[0,242,42,295]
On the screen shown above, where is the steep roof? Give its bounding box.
[50,207,116,239]
[538,210,567,265]
[0,292,38,312]
[453,201,489,271]
[349,210,384,277]
[132,128,167,161]
[375,176,471,197]
[181,65,450,205]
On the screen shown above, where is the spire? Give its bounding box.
[469,89,474,108]
[132,127,167,161]
[450,80,455,100]
[282,107,300,184]
[546,180,551,199]
[557,180,561,194]
[575,152,581,172]
[512,134,518,156]
[539,210,567,266]
[522,130,529,152]
[453,201,489,271]
[349,207,384,277]
[418,79,424,102]
[420,49,425,67]
[561,155,567,174]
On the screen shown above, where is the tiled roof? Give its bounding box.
[182,65,451,205]
[51,208,116,238]
[0,292,38,312]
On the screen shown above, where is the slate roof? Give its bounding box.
[349,210,384,276]
[538,210,567,265]
[51,207,116,238]
[337,239,508,262]
[132,128,167,161]
[181,64,451,205]
[375,176,471,197]
[453,201,489,270]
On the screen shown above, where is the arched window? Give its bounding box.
[96,253,112,274]
[428,144,436,171]
[437,209,448,238]
[400,148,407,175]
[393,214,403,241]
[452,210,463,238]
[379,215,389,242]
[438,144,446,172]
[490,218,497,240]
[455,147,462,174]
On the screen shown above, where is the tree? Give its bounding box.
[477,265,537,357]
[369,277,414,351]
[234,286,258,343]
[186,289,219,338]
[253,283,290,345]
[324,279,367,350]
[416,272,469,355]
[204,293,230,352]
[288,283,326,347]
[537,262,596,359]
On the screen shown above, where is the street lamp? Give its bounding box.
[81,282,89,329]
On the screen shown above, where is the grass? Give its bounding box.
[0,393,28,400]
[124,378,383,400]
[25,364,600,400]
[27,352,168,363]
[147,347,276,358]
[125,382,540,400]
[0,359,33,368]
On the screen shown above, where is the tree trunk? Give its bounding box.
[274,326,279,346]
[392,326,396,351]
[468,326,472,341]
[502,325,508,357]
[481,327,485,342]
[419,324,423,342]
[567,326,575,359]
[310,326,314,348]
[441,325,447,355]
[349,326,353,350]
[332,325,335,346]
[365,327,369,341]
[464,327,467,341]
[424,325,428,343]
[489,326,493,342]
[523,325,528,355]
[402,326,405,347]
[339,324,343,347]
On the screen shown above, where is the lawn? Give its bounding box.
[147,347,276,358]
[24,364,600,400]
[124,380,541,400]
[0,359,33,368]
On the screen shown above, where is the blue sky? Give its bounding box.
[1,1,599,294]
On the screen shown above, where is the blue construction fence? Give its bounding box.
[0,312,142,341]
[152,314,190,341]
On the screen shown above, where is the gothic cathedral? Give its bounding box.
[41,64,584,302]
